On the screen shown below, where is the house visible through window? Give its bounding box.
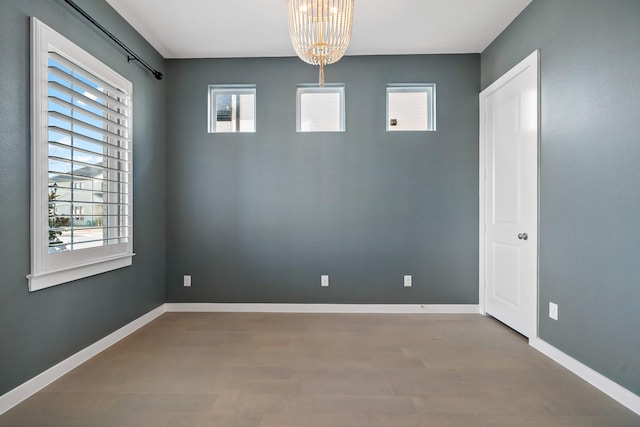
[29,18,134,291]
[208,85,256,133]
[386,84,436,131]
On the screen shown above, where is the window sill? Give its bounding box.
[27,253,134,292]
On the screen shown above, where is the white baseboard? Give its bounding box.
[165,303,480,314]
[530,337,640,416]
[0,304,166,416]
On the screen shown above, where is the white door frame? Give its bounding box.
[479,49,540,338]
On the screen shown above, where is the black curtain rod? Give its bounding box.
[63,0,163,80]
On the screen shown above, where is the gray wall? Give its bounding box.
[3,0,638,404]
[482,0,640,394]
[165,55,480,304]
[0,0,166,396]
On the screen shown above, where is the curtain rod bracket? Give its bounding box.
[63,0,164,80]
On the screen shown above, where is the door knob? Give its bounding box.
[518,233,528,240]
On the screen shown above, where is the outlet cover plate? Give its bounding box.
[404,275,412,287]
[184,275,191,287]
[321,275,329,287]
[549,302,558,320]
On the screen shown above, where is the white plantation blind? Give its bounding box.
[30,17,134,291]
[47,51,132,252]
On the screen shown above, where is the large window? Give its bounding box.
[29,18,133,291]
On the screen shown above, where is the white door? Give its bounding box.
[480,51,539,338]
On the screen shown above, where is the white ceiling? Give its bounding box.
[105,0,532,59]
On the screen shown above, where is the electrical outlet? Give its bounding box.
[183,275,191,287]
[321,275,329,287]
[549,302,558,320]
[404,275,412,287]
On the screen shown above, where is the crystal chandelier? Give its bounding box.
[287,0,355,86]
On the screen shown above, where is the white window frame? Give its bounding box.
[208,85,256,133]
[28,18,134,292]
[296,84,345,132]
[386,84,436,132]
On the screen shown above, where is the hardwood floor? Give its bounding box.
[1,313,638,426]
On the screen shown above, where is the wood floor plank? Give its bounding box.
[0,313,638,426]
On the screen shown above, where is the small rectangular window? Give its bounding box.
[297,85,345,132]
[386,84,436,131]
[208,85,256,133]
